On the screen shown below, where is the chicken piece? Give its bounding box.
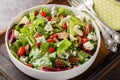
[33,32,42,38]
[57,32,69,39]
[51,17,58,24]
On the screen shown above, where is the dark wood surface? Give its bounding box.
[0,0,120,80]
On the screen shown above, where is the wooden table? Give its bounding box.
[0,0,120,80]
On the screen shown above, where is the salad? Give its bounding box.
[8,6,97,71]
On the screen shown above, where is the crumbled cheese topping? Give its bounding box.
[19,16,29,24]
[20,56,28,64]
[74,25,83,36]
[44,22,53,32]
[83,41,94,50]
[69,34,77,41]
[58,52,69,59]
[59,15,71,25]
[70,50,77,56]
[51,6,57,17]
[87,32,97,41]
[35,36,46,43]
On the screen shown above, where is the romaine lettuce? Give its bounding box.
[57,38,72,55]
[78,50,91,63]
[32,53,52,69]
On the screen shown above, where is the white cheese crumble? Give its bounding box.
[83,41,94,50]
[35,36,46,43]
[87,32,97,41]
[59,15,71,25]
[70,50,77,56]
[19,16,29,24]
[69,34,77,41]
[51,6,57,17]
[74,25,83,36]
[58,52,69,59]
[44,22,53,32]
[14,30,20,39]
[20,56,28,64]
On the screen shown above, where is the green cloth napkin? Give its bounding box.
[94,0,120,30]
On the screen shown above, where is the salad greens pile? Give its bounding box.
[8,6,97,71]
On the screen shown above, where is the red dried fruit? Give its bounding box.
[49,35,54,39]
[27,63,33,68]
[53,33,58,38]
[46,16,51,21]
[40,11,46,17]
[61,14,66,18]
[48,47,55,53]
[48,39,55,43]
[82,37,89,43]
[62,23,67,30]
[18,47,26,57]
[35,42,41,48]
[34,11,39,16]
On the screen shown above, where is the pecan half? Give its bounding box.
[25,44,30,55]
[75,35,82,47]
[77,36,82,45]
[55,59,66,69]
[84,23,93,34]
[33,32,42,38]
[69,58,80,63]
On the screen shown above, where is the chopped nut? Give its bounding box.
[25,44,30,55]
[84,23,93,34]
[76,35,82,47]
[55,59,66,69]
[69,58,80,63]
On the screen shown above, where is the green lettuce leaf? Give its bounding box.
[67,19,76,35]
[57,7,74,16]
[78,50,91,64]
[29,11,35,22]
[57,38,72,55]
[62,60,71,68]
[9,40,21,53]
[40,42,49,55]
[29,47,42,62]
[40,7,50,15]
[20,26,35,46]
[32,53,52,69]
[70,16,86,26]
